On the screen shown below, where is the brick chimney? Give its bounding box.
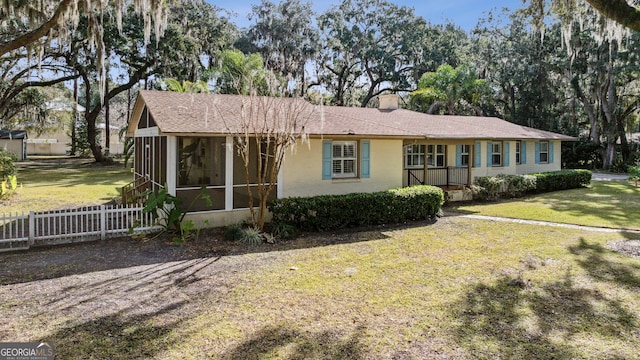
[378,94,399,110]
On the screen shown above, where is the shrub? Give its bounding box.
[223,223,244,241]
[473,176,505,201]
[239,226,264,245]
[268,185,444,232]
[500,174,536,197]
[530,169,591,193]
[0,149,16,179]
[473,174,536,200]
[268,221,299,240]
[629,166,640,187]
[0,149,18,199]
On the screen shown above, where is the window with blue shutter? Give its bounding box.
[322,140,368,179]
[456,145,462,167]
[486,141,493,166]
[549,141,554,163]
[521,141,527,164]
[535,142,541,164]
[475,141,481,167]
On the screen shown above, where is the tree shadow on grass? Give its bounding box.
[40,302,187,359]
[0,218,441,285]
[569,237,640,290]
[221,324,366,360]
[451,268,637,358]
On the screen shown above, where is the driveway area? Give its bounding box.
[592,172,628,181]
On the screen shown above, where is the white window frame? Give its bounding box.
[332,141,357,178]
[404,144,425,169]
[427,145,445,168]
[491,142,502,167]
[539,141,549,163]
[515,140,521,165]
[460,144,470,167]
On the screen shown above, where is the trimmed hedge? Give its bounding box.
[473,169,592,200]
[268,185,444,232]
[530,169,592,193]
[473,174,536,200]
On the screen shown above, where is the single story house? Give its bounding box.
[0,130,28,161]
[126,91,575,226]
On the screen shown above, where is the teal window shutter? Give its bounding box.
[504,141,510,167]
[550,141,555,163]
[361,140,370,178]
[535,142,541,164]
[521,141,527,164]
[456,145,462,167]
[322,140,332,180]
[475,141,481,167]
[486,141,493,167]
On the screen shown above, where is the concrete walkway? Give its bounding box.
[450,213,640,235]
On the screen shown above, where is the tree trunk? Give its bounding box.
[105,75,110,156]
[602,142,616,169]
[71,76,78,156]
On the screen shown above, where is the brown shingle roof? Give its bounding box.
[131,90,575,141]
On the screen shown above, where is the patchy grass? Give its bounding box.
[2,217,639,359]
[450,181,640,230]
[0,157,131,214]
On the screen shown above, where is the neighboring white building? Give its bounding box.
[0,130,28,161]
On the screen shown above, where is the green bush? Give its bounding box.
[530,169,592,193]
[0,149,18,199]
[473,176,505,201]
[473,174,536,200]
[268,185,444,232]
[223,223,244,241]
[473,170,589,200]
[0,148,17,180]
[239,226,264,244]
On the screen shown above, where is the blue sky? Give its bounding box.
[207,0,525,30]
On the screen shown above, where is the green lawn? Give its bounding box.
[1,163,639,358]
[7,217,635,359]
[450,181,640,230]
[0,157,132,214]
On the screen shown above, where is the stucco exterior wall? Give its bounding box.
[281,138,403,198]
[471,140,517,179]
[516,140,562,174]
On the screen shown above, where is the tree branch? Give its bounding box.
[586,0,640,33]
[0,0,75,57]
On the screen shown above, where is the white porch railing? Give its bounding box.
[0,205,161,252]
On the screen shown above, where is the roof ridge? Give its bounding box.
[319,106,419,136]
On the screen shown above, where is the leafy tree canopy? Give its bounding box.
[410,64,490,115]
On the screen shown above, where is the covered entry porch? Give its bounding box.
[402,140,476,188]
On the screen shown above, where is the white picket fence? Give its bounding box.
[0,205,162,252]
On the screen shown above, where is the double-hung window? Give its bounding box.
[460,145,470,167]
[491,142,502,166]
[404,144,425,169]
[539,141,549,163]
[515,141,521,165]
[332,141,357,178]
[427,145,445,168]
